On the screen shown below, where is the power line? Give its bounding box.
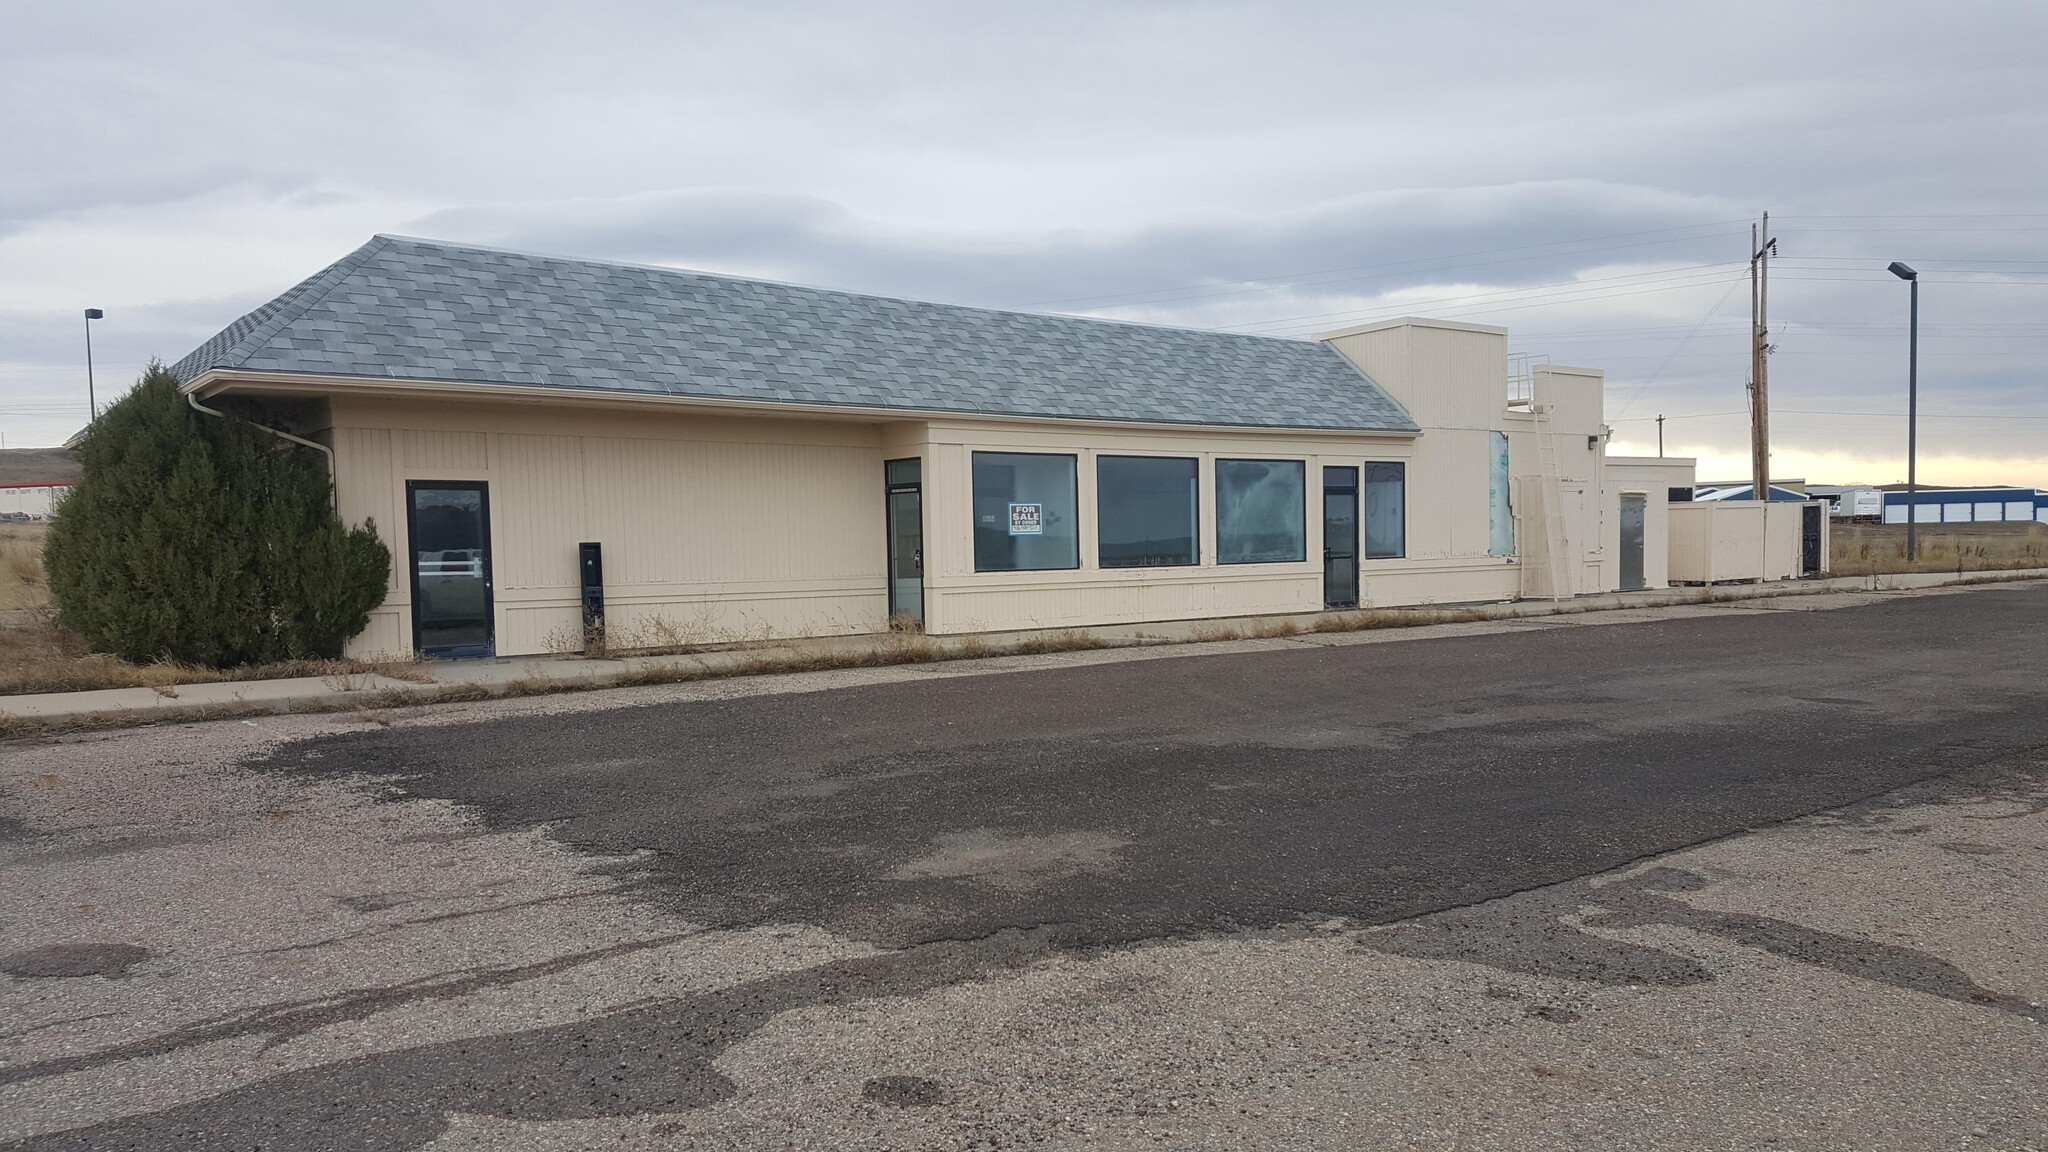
[1609,409,2048,422]
[1771,213,2048,219]
[1613,273,1748,419]
[1774,226,2048,233]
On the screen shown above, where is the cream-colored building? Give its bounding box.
[169,236,1802,660]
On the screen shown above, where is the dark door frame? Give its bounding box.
[1801,503,1824,575]
[884,459,924,624]
[1618,492,1647,592]
[405,479,496,658]
[1322,465,1360,609]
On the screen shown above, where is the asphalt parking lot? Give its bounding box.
[3,583,2045,1150]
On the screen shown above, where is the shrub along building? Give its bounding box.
[169,236,1758,661]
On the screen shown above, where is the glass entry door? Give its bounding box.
[1323,466,1360,609]
[1619,493,1647,591]
[407,481,494,657]
[884,459,924,627]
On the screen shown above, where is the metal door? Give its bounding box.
[406,481,494,657]
[1323,466,1359,608]
[1801,503,1823,574]
[1618,493,1646,591]
[885,459,924,626]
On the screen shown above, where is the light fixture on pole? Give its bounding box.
[1887,262,1918,562]
[83,308,105,420]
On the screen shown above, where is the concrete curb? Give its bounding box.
[5,567,2045,733]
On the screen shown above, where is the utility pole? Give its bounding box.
[1747,215,1775,501]
[1656,414,1665,458]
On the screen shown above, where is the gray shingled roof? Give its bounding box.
[171,236,1417,433]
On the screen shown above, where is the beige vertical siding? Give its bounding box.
[331,426,408,656]
[1325,321,1618,604]
[1605,457,1697,590]
[1319,318,1511,432]
[312,314,1651,658]
[1670,501,1809,584]
[329,396,888,658]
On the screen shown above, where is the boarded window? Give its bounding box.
[1488,432,1513,556]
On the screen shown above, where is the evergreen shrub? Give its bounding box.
[44,363,390,667]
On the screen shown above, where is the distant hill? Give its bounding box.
[0,447,82,486]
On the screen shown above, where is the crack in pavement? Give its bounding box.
[1359,865,2044,1024]
[1,929,1062,1152]
[0,930,708,1090]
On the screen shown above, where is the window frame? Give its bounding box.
[970,450,1082,573]
[1214,457,1308,566]
[1364,460,1408,560]
[1096,453,1202,569]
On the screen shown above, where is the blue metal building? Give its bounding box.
[1881,487,2048,524]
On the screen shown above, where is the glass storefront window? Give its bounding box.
[1098,455,1198,567]
[1216,459,1305,564]
[1365,461,1406,558]
[973,452,1079,571]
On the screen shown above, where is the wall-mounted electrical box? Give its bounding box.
[579,542,604,650]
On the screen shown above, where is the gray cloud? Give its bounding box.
[408,180,1743,312]
[4,0,2044,479]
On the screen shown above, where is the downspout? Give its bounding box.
[186,389,339,513]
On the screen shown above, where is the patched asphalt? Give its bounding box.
[244,584,2048,950]
[2,584,2045,1150]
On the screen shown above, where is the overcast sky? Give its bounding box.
[4,0,2044,483]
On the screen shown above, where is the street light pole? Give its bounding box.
[1887,263,1919,562]
[83,308,104,419]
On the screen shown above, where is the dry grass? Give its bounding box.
[1829,522,2048,577]
[1310,606,1495,633]
[1010,629,1111,655]
[0,615,435,697]
[599,627,1108,690]
[0,523,52,612]
[543,605,784,659]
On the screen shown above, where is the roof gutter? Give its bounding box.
[186,388,339,513]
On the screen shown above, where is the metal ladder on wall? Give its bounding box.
[1526,403,1572,600]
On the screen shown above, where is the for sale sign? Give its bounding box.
[1008,502,1043,535]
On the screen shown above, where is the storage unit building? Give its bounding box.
[1881,487,2048,524]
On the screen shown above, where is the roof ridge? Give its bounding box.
[170,237,396,382]
[367,233,1325,350]
[219,236,394,367]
